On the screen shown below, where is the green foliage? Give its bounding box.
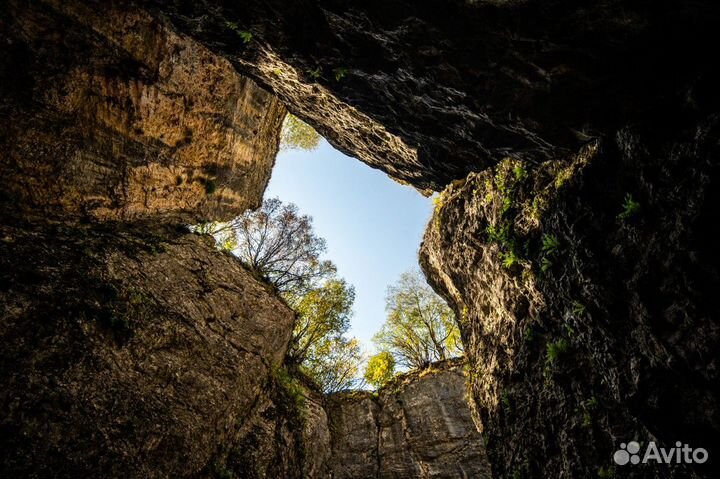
[193,199,363,393]
[308,68,322,80]
[541,234,560,255]
[288,279,364,393]
[546,338,570,365]
[280,114,321,151]
[364,351,396,389]
[373,269,463,369]
[500,250,520,269]
[540,257,553,273]
[288,279,355,363]
[523,327,535,343]
[481,162,531,270]
[501,391,511,411]
[618,193,641,221]
[224,21,252,44]
[538,233,561,274]
[513,164,527,181]
[333,67,348,81]
[486,223,512,246]
[274,366,306,411]
[238,30,253,44]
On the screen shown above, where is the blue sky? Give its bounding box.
[265,139,433,351]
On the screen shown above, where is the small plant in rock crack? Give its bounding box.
[541,233,560,255]
[538,233,560,274]
[500,250,520,269]
[513,164,528,181]
[333,67,348,81]
[545,338,570,365]
[571,301,587,317]
[618,193,641,221]
[501,391,511,411]
[540,257,553,273]
[224,21,253,44]
[523,327,535,343]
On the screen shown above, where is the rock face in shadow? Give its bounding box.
[141,0,720,192]
[0,0,285,224]
[211,373,332,479]
[2,0,720,478]
[0,1,300,477]
[420,123,720,478]
[0,221,294,478]
[328,359,492,479]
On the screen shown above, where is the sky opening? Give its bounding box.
[265,138,433,350]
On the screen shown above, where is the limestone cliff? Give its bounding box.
[1,1,298,477]
[328,359,492,479]
[140,0,720,192]
[0,221,294,477]
[1,0,285,224]
[2,0,720,478]
[420,124,720,478]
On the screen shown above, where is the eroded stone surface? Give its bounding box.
[328,360,492,479]
[141,0,720,191]
[0,0,285,224]
[420,122,720,478]
[0,221,294,478]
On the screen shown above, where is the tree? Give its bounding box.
[364,351,395,389]
[287,278,354,365]
[197,198,364,393]
[280,114,321,151]
[287,278,364,393]
[200,197,335,293]
[373,269,462,369]
[303,336,365,394]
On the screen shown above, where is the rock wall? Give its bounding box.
[129,1,720,477]
[0,1,301,477]
[141,0,720,192]
[208,372,332,479]
[1,0,285,224]
[328,359,492,479]
[0,221,295,477]
[420,122,720,478]
[2,0,720,478]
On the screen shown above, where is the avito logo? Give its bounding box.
[614,441,708,465]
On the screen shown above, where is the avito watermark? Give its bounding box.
[614,441,708,465]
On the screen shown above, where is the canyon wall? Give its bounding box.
[137,1,719,476]
[1,1,298,477]
[328,359,491,479]
[1,0,285,224]
[420,128,720,478]
[2,0,719,478]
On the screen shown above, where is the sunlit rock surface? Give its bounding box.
[328,359,492,479]
[1,0,285,224]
